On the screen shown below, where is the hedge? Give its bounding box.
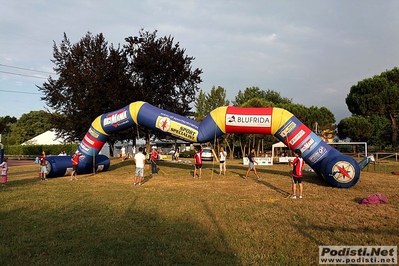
[4,144,79,156]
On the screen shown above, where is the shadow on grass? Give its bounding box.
[200,199,236,261]
[0,199,239,265]
[224,163,331,187]
[290,211,399,246]
[256,179,291,197]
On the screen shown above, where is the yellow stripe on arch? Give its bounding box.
[210,106,228,133]
[91,115,108,136]
[129,101,146,124]
[271,108,294,135]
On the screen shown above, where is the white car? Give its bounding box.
[202,147,214,161]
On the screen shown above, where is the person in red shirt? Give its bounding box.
[193,145,203,178]
[150,147,159,174]
[289,149,305,199]
[39,151,48,181]
[71,151,80,180]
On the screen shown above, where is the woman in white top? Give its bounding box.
[219,147,227,175]
[1,157,9,186]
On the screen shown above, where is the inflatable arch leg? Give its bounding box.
[45,102,360,188]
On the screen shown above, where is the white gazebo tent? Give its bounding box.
[21,130,67,145]
[271,141,287,159]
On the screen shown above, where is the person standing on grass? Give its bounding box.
[193,145,203,178]
[219,146,227,175]
[174,148,180,161]
[150,147,159,174]
[71,151,80,180]
[39,151,48,181]
[0,157,9,186]
[121,145,126,161]
[244,148,260,180]
[289,149,305,199]
[134,147,146,186]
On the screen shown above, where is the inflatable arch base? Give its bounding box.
[45,155,110,178]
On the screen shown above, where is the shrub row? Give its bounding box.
[4,144,79,156]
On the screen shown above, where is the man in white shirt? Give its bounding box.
[133,147,146,186]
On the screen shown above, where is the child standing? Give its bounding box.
[71,151,80,180]
[289,149,305,199]
[193,145,203,178]
[39,151,48,181]
[1,157,9,186]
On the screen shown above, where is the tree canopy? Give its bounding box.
[337,116,374,142]
[125,30,202,117]
[0,115,17,136]
[38,32,133,142]
[346,67,399,147]
[38,30,202,144]
[233,87,292,106]
[194,86,229,121]
[5,111,52,144]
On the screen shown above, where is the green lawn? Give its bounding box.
[1,158,398,266]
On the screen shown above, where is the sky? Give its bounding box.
[1,0,398,123]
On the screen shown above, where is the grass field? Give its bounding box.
[1,158,398,266]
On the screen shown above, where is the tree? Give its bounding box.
[206,86,230,112]
[337,116,374,142]
[241,97,273,108]
[124,30,203,146]
[125,30,202,117]
[38,32,135,143]
[367,115,391,148]
[230,87,337,153]
[193,86,232,156]
[0,116,17,134]
[233,87,292,106]
[346,67,399,147]
[338,115,391,148]
[193,90,207,121]
[194,86,229,121]
[39,30,202,150]
[6,111,52,144]
[0,116,17,145]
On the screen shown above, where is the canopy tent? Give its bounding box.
[21,130,67,145]
[271,141,287,159]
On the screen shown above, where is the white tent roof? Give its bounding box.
[22,130,66,145]
[271,141,287,158]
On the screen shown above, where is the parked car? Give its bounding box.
[202,147,214,161]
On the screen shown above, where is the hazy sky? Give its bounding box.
[1,0,398,122]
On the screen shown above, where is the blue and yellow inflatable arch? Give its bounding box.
[46,102,360,188]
